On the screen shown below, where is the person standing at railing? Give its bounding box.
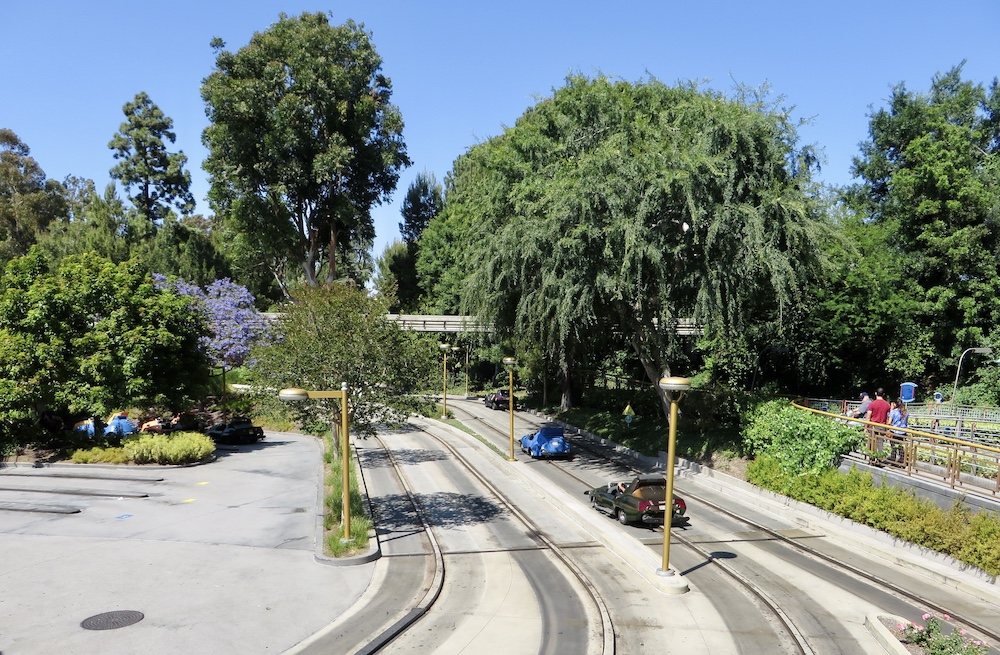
[866,388,891,423]
[866,388,891,459]
[888,398,908,464]
[850,391,871,419]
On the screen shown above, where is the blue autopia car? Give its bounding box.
[519,423,572,459]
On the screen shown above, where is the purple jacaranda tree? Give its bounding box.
[154,275,273,372]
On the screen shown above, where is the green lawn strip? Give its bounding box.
[321,430,370,557]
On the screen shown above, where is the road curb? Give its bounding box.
[865,614,910,655]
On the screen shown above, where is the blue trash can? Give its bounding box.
[900,382,918,403]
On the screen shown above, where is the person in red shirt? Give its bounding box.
[866,388,891,423]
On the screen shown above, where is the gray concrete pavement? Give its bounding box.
[3,418,998,655]
[0,432,374,655]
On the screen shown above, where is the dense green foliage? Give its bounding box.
[37,185,230,287]
[842,63,1000,394]
[202,12,409,289]
[419,76,830,410]
[399,172,442,246]
[0,250,212,452]
[375,172,443,312]
[245,284,436,438]
[0,129,67,266]
[743,399,862,473]
[746,457,1000,577]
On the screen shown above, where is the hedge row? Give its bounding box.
[71,431,215,465]
[746,455,1000,577]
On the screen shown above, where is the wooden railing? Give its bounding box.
[793,401,1000,498]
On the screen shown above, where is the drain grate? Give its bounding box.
[81,610,144,630]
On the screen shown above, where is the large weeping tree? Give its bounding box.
[201,12,409,291]
[439,76,828,413]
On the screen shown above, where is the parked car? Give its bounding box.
[520,423,572,458]
[207,416,265,445]
[584,474,687,525]
[484,390,509,410]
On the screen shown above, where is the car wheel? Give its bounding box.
[617,509,630,525]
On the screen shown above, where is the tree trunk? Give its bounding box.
[326,226,338,283]
[631,331,674,425]
[560,366,573,411]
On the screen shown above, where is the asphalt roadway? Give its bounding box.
[2,424,999,654]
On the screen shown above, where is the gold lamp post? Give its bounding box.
[464,347,470,399]
[451,345,463,403]
[278,384,352,541]
[502,356,517,461]
[439,343,451,419]
[657,376,690,577]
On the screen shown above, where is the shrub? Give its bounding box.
[71,447,130,464]
[744,401,862,474]
[746,455,1000,576]
[958,511,1000,577]
[898,613,989,655]
[122,431,215,464]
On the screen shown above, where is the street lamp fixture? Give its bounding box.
[278,383,352,541]
[439,343,451,419]
[952,347,994,408]
[503,356,517,461]
[657,376,690,580]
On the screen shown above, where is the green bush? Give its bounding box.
[743,400,861,474]
[71,446,130,464]
[122,431,215,465]
[898,613,989,655]
[747,455,1000,576]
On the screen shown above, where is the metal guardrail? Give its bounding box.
[794,401,1000,498]
[804,398,1000,448]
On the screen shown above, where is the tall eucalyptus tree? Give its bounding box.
[0,129,67,266]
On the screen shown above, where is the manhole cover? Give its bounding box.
[81,610,144,630]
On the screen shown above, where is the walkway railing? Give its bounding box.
[793,401,1000,498]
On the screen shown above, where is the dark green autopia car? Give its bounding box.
[584,473,687,525]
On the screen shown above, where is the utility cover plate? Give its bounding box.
[80,610,144,630]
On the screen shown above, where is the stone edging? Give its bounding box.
[865,614,910,655]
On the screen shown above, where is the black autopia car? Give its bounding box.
[484,390,509,410]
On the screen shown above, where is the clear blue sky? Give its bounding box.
[3,1,998,260]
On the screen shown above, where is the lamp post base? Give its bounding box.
[655,567,690,594]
